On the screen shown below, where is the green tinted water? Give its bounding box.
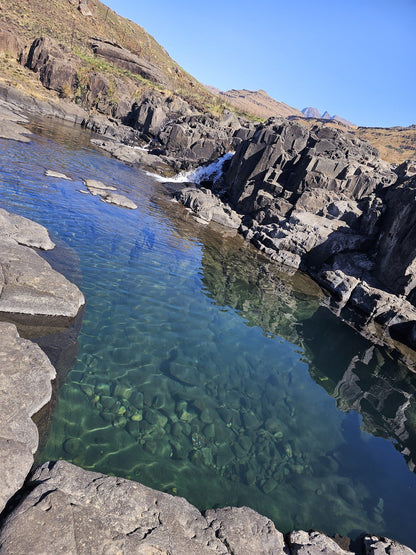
[1,121,415,547]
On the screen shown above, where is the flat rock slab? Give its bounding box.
[82,178,117,192]
[82,178,137,209]
[0,207,55,250]
[0,119,32,143]
[100,191,138,209]
[0,104,32,142]
[45,170,72,180]
[0,237,85,319]
[0,322,56,514]
[0,460,287,554]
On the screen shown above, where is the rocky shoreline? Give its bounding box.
[3,31,411,360]
[0,40,416,552]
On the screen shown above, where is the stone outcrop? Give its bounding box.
[0,207,84,326]
[0,83,88,124]
[0,460,284,554]
[374,161,416,301]
[90,38,171,88]
[24,37,80,95]
[153,110,253,170]
[0,322,56,514]
[1,460,413,554]
[124,88,195,138]
[0,102,32,142]
[191,117,416,351]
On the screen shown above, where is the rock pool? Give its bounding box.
[1,119,416,548]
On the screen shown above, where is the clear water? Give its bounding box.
[1,120,416,548]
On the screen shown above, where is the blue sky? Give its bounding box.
[103,0,416,128]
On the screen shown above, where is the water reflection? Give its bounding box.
[199,232,416,475]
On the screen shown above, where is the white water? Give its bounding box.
[148,151,234,184]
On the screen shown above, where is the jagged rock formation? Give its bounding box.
[22,36,80,96]
[196,117,416,352]
[174,187,241,228]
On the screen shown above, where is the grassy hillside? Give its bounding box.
[0,0,225,112]
[209,89,303,120]
[355,126,416,164]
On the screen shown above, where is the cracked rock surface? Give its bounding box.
[0,460,287,554]
[0,322,56,514]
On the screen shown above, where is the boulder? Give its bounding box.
[90,38,171,88]
[81,73,134,119]
[157,114,234,168]
[0,460,230,554]
[205,506,288,554]
[175,187,241,228]
[0,207,55,250]
[0,460,297,554]
[0,322,56,514]
[78,0,92,16]
[124,89,194,137]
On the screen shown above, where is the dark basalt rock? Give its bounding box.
[225,118,395,222]
[217,119,416,351]
[374,166,416,300]
[24,37,80,95]
[124,89,195,137]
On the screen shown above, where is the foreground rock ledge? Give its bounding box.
[0,460,414,555]
[0,322,56,514]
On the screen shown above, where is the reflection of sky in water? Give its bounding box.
[1,125,416,549]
